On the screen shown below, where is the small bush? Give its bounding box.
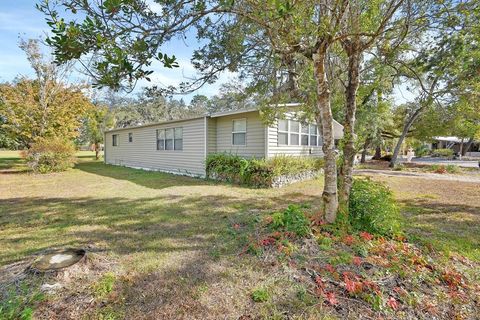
[393,163,405,171]
[22,137,76,173]
[429,164,447,174]
[349,178,402,237]
[431,148,454,158]
[414,145,430,158]
[271,205,311,237]
[93,272,116,299]
[445,164,460,174]
[251,288,270,302]
[205,153,323,187]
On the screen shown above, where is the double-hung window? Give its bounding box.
[309,125,318,146]
[157,127,183,151]
[165,128,174,150]
[289,120,300,145]
[174,128,183,150]
[277,120,321,146]
[277,119,288,145]
[156,130,165,150]
[301,123,309,146]
[232,119,246,146]
[112,134,118,146]
[128,132,133,143]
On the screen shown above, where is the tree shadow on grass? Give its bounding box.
[0,157,28,173]
[0,191,320,267]
[75,161,211,190]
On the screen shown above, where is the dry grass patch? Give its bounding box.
[370,176,480,262]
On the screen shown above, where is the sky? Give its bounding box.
[0,0,234,103]
[0,1,414,105]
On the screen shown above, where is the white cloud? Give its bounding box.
[0,12,46,35]
[134,56,239,102]
[144,0,163,14]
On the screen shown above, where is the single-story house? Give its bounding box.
[431,136,480,157]
[104,106,344,177]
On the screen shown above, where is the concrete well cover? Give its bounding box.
[30,249,86,272]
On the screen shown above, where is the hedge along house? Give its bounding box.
[104,105,344,177]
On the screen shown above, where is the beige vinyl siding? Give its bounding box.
[207,117,217,154]
[105,117,206,176]
[267,119,324,158]
[215,111,266,158]
[333,120,344,140]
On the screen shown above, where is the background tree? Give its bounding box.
[0,113,19,149]
[80,106,115,159]
[388,0,480,166]
[0,39,93,147]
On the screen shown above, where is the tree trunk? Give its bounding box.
[360,137,371,163]
[313,46,338,223]
[339,44,361,207]
[459,139,464,158]
[462,137,474,156]
[94,142,100,160]
[390,108,423,167]
[373,146,381,159]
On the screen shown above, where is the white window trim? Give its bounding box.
[232,118,247,146]
[156,127,183,151]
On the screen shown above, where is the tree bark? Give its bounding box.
[389,107,423,167]
[94,142,100,160]
[373,146,381,159]
[360,137,371,163]
[462,137,474,156]
[313,46,338,223]
[339,43,361,207]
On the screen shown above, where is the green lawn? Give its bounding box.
[1,151,478,319]
[0,151,325,319]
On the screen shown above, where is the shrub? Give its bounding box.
[205,153,324,187]
[251,288,270,302]
[22,137,76,173]
[267,155,324,176]
[271,205,311,237]
[414,145,431,158]
[393,163,405,171]
[431,148,454,158]
[445,164,460,174]
[349,178,402,237]
[429,164,447,174]
[93,272,116,299]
